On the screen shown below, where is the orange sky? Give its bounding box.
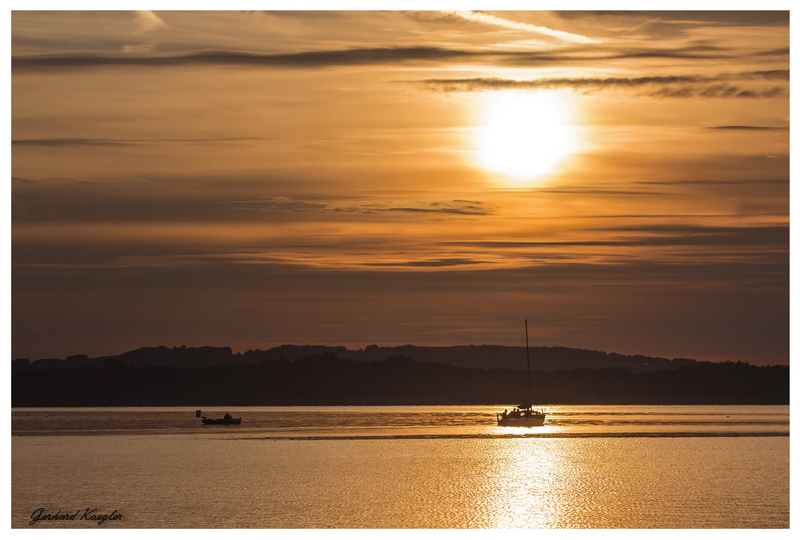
[11,10,789,364]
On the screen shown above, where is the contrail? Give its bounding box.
[447,10,598,44]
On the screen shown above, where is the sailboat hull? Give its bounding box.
[497,412,546,427]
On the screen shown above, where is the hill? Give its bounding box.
[13,343,699,373]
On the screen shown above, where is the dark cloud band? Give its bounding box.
[12,46,789,72]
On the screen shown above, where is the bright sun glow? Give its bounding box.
[474,90,579,185]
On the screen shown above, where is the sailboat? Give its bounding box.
[496,318,546,427]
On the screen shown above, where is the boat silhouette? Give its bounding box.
[201,414,241,425]
[497,319,546,427]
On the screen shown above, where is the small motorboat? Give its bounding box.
[201,415,242,425]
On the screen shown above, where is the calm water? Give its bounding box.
[11,405,790,528]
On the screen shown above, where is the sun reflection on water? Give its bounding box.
[483,438,568,528]
[496,424,560,436]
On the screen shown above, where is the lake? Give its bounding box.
[11,405,790,529]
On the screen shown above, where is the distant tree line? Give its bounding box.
[11,352,788,407]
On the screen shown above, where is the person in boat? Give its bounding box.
[223,413,232,420]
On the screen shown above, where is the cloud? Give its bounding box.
[651,85,783,99]
[240,198,492,217]
[418,72,786,99]
[11,177,40,185]
[11,47,474,71]
[12,45,787,72]
[12,137,273,147]
[229,198,329,215]
[344,203,490,216]
[12,138,138,147]
[122,43,159,54]
[592,224,789,248]
[442,225,788,250]
[635,178,787,185]
[361,258,484,268]
[706,125,787,130]
[134,11,169,33]
[438,10,599,44]
[748,70,790,81]
[11,193,493,225]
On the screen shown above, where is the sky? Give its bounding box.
[10,8,790,365]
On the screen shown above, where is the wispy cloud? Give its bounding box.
[361,258,485,268]
[439,10,599,44]
[418,72,786,99]
[706,125,787,130]
[133,11,169,33]
[236,198,492,217]
[12,137,273,147]
[442,225,789,250]
[651,85,782,99]
[338,201,490,216]
[13,138,139,147]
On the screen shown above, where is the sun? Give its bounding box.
[473,90,579,185]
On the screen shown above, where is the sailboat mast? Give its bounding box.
[525,318,532,407]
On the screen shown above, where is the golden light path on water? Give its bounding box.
[10,407,790,528]
[483,430,564,528]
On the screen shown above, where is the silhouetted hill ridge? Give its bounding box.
[13,343,702,372]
